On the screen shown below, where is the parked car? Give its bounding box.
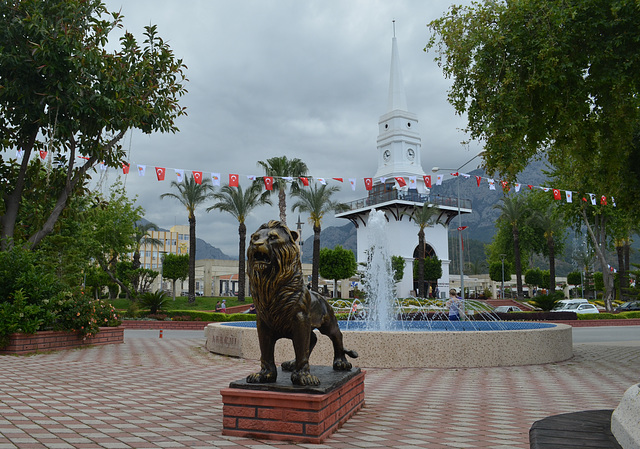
[552,298,589,311]
[565,303,599,314]
[494,305,522,313]
[615,301,640,312]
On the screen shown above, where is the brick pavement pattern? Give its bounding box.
[1,334,638,448]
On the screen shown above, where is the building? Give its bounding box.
[139,224,191,293]
[335,30,471,298]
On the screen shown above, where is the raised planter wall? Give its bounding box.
[120,320,212,330]
[0,326,124,355]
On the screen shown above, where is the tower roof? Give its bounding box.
[387,36,408,113]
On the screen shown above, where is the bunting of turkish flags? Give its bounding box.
[476,176,481,187]
[395,177,406,187]
[264,176,273,190]
[39,150,47,160]
[122,163,130,174]
[300,177,309,186]
[364,178,373,190]
[229,174,239,187]
[553,189,561,200]
[423,175,431,188]
[193,171,203,184]
[333,178,343,182]
[155,167,165,181]
[601,195,607,205]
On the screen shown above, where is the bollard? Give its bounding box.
[159,329,163,339]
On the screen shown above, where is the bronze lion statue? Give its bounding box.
[246,220,358,386]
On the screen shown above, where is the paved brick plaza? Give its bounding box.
[1,332,638,448]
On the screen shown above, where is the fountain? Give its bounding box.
[205,210,573,368]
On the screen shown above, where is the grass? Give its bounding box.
[109,296,250,311]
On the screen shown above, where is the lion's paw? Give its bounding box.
[291,371,320,386]
[333,358,352,371]
[281,360,295,372]
[246,370,277,383]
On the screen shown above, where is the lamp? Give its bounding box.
[431,151,484,304]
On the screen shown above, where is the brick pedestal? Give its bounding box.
[221,367,364,443]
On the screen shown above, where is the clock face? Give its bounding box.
[383,150,391,161]
[407,149,415,160]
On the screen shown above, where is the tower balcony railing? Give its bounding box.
[339,190,472,212]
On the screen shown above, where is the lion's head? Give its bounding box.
[247,221,302,297]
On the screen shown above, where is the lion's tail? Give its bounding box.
[344,349,358,359]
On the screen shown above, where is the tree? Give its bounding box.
[291,184,348,292]
[319,246,357,298]
[567,271,582,297]
[0,0,187,250]
[524,268,543,291]
[405,205,440,297]
[160,176,213,303]
[489,261,512,286]
[161,253,189,300]
[493,196,527,299]
[391,255,406,283]
[426,0,640,311]
[256,156,309,226]
[413,257,443,297]
[131,222,162,293]
[208,183,272,302]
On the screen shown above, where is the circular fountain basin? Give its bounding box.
[204,321,573,369]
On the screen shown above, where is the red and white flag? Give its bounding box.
[553,189,561,200]
[364,178,373,191]
[600,195,607,205]
[264,176,274,190]
[300,177,309,187]
[229,174,239,187]
[155,167,165,181]
[589,193,596,205]
[193,171,203,184]
[476,175,482,187]
[332,177,343,182]
[317,178,327,185]
[39,150,47,160]
[137,165,146,177]
[100,161,107,171]
[436,174,444,186]
[395,177,406,187]
[501,181,509,192]
[122,162,130,175]
[488,179,496,190]
[423,175,431,188]
[349,178,357,191]
[211,173,221,186]
[565,191,573,203]
[175,169,184,183]
[409,176,417,188]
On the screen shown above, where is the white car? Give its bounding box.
[494,305,522,313]
[565,303,600,314]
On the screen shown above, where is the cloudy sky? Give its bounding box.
[97,0,481,257]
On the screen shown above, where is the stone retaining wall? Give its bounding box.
[0,327,124,355]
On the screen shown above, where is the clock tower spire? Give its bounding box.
[373,26,425,182]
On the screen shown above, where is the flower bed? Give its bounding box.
[0,326,124,355]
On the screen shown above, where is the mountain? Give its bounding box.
[300,223,357,264]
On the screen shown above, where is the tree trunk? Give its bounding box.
[616,243,624,300]
[418,228,425,297]
[512,226,524,299]
[278,187,287,225]
[547,235,556,292]
[581,207,614,311]
[238,222,246,302]
[312,223,321,292]
[188,214,196,303]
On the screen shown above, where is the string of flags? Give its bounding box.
[19,149,615,207]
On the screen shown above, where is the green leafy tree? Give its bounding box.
[413,257,443,297]
[391,255,406,283]
[256,156,309,226]
[161,253,189,300]
[208,184,272,302]
[567,271,582,297]
[489,261,512,284]
[405,205,440,297]
[291,184,348,292]
[319,246,357,298]
[493,196,528,299]
[130,222,162,293]
[525,268,543,290]
[160,176,213,303]
[0,0,187,250]
[530,292,563,312]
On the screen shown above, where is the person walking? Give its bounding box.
[446,288,461,321]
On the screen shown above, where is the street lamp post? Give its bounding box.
[432,151,484,304]
[500,253,506,299]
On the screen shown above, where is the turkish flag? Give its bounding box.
[423,175,431,188]
[600,195,607,205]
[122,163,130,174]
[264,176,273,190]
[395,177,406,187]
[364,178,373,190]
[332,178,343,182]
[155,167,165,181]
[299,177,309,186]
[193,171,203,184]
[553,189,561,200]
[475,176,481,187]
[501,181,509,192]
[39,150,47,160]
[229,174,239,187]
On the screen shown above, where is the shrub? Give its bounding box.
[141,291,170,314]
[529,292,564,311]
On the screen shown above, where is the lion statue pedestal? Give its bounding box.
[219,221,364,443]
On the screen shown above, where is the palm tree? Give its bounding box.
[160,176,213,303]
[256,156,309,226]
[207,184,271,302]
[494,196,527,299]
[405,205,440,297]
[131,221,162,294]
[291,184,348,292]
[529,204,565,292]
